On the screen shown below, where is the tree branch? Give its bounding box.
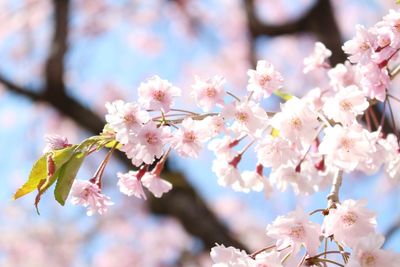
[45,0,70,94]
[245,0,346,65]
[0,75,43,102]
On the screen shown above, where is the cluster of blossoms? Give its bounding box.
[23,8,400,267]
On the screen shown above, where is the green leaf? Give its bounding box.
[273,89,293,101]
[34,145,78,212]
[13,154,48,200]
[54,152,86,206]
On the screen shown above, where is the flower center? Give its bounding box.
[153,90,165,101]
[360,252,376,267]
[206,87,216,97]
[259,74,271,86]
[290,117,302,130]
[183,131,196,143]
[340,137,354,152]
[288,224,305,240]
[235,111,249,123]
[341,211,358,227]
[340,100,353,111]
[360,42,370,51]
[124,113,136,124]
[145,132,159,145]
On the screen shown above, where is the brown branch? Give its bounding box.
[45,0,70,94]
[0,75,42,102]
[245,0,346,65]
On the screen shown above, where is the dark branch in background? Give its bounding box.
[0,0,247,252]
[244,0,397,244]
[245,0,346,65]
[384,216,400,248]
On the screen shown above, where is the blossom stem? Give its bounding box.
[389,63,400,79]
[249,244,276,259]
[227,91,241,102]
[368,107,380,130]
[327,169,343,209]
[316,258,345,267]
[309,208,326,216]
[312,250,350,258]
[380,97,388,130]
[170,108,199,115]
[335,241,349,263]
[387,97,399,138]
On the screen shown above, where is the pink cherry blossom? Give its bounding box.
[254,250,282,267]
[269,162,318,196]
[211,158,245,191]
[210,244,255,267]
[255,135,299,169]
[169,117,208,158]
[342,25,374,64]
[141,172,172,198]
[70,180,114,216]
[247,60,283,100]
[303,42,331,73]
[328,61,358,91]
[319,125,370,172]
[266,207,321,256]
[271,97,320,145]
[323,85,369,126]
[221,100,268,137]
[122,122,170,166]
[239,170,265,193]
[379,133,400,181]
[346,233,399,267]
[191,75,225,112]
[138,75,181,112]
[200,115,226,139]
[359,62,390,102]
[105,100,149,144]
[208,135,238,161]
[323,199,376,248]
[117,171,147,199]
[43,134,70,153]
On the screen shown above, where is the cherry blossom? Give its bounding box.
[247,60,283,100]
[359,62,389,102]
[210,244,254,267]
[342,24,374,64]
[169,117,209,158]
[303,42,331,73]
[322,85,368,126]
[346,233,399,267]
[117,171,147,199]
[141,172,172,198]
[138,75,181,112]
[212,157,245,191]
[266,207,321,256]
[105,100,149,144]
[43,134,70,153]
[323,199,376,248]
[255,135,299,169]
[271,97,320,145]
[122,121,170,166]
[319,125,370,172]
[221,100,268,137]
[70,180,114,216]
[191,75,225,112]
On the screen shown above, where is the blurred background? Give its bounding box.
[0,0,400,266]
